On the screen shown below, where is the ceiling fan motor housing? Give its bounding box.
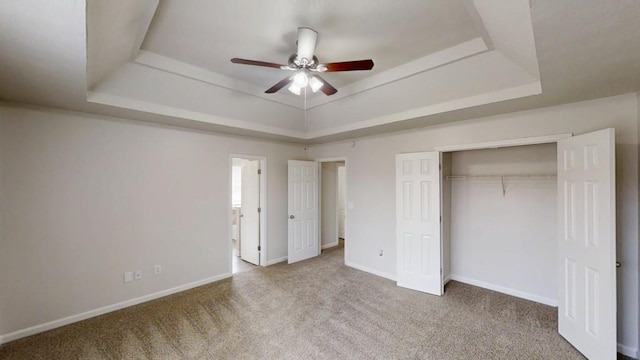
[289,54,319,69]
[230,27,373,95]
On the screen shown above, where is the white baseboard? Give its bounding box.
[265,256,287,266]
[617,343,638,358]
[449,274,558,307]
[345,261,396,282]
[444,274,452,285]
[0,273,231,345]
[321,241,339,249]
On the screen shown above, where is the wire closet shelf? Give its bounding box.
[445,174,557,196]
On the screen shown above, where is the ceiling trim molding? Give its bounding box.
[132,38,487,111]
[306,37,489,109]
[133,50,302,109]
[305,80,541,139]
[131,0,159,60]
[86,91,307,139]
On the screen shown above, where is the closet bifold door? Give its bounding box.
[557,128,616,360]
[395,151,443,295]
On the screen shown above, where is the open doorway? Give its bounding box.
[319,159,346,259]
[230,155,267,274]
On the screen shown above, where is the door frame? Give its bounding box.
[229,154,268,273]
[316,157,348,259]
[430,131,617,356]
[436,133,571,298]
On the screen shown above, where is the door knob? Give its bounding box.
[616,261,621,268]
[289,215,295,219]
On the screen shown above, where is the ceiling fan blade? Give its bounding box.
[231,58,285,69]
[265,76,293,93]
[321,59,374,72]
[313,75,337,96]
[296,27,318,63]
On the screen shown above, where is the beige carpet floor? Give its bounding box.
[0,244,623,359]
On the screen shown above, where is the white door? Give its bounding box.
[396,152,443,295]
[240,160,260,265]
[557,129,616,359]
[288,160,319,264]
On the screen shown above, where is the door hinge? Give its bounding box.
[440,215,442,222]
[258,245,261,251]
[257,169,262,175]
[440,268,443,275]
[258,207,262,213]
[439,164,442,171]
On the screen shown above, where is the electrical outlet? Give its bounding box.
[134,270,142,280]
[124,272,133,283]
[154,265,162,275]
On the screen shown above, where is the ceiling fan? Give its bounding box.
[230,27,374,96]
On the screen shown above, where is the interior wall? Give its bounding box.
[0,104,306,339]
[321,162,342,248]
[448,144,558,305]
[307,93,639,352]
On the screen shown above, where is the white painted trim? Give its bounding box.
[305,38,489,109]
[321,241,339,249]
[265,257,287,266]
[86,91,307,139]
[133,39,488,112]
[316,157,348,259]
[616,343,638,358]
[444,275,452,285]
[229,154,268,268]
[305,81,542,139]
[134,50,301,109]
[449,274,558,307]
[130,2,159,60]
[435,133,572,152]
[315,156,348,162]
[0,273,231,345]
[345,261,396,282]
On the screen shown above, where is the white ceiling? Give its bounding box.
[1,0,639,144]
[141,0,482,89]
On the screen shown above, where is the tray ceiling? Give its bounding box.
[85,0,540,140]
[1,1,640,143]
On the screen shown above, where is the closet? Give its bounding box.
[395,129,617,359]
[441,143,558,305]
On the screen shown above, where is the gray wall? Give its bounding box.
[308,93,639,352]
[0,105,306,338]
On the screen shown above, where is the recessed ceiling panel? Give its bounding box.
[141,0,482,89]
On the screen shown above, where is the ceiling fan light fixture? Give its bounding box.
[231,28,373,96]
[288,84,302,95]
[292,72,309,88]
[309,76,323,93]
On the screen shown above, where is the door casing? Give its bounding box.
[229,154,267,272]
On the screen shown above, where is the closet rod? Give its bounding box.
[446,174,557,180]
